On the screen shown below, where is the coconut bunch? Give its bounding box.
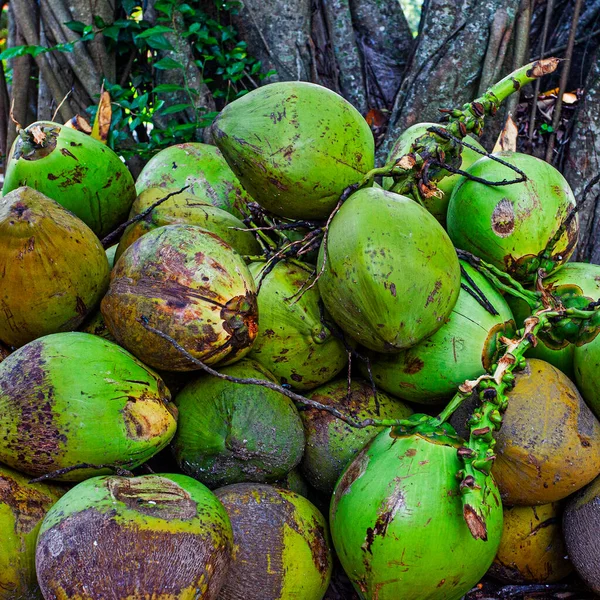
[1,61,600,600]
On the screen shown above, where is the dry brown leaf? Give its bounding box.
[30,125,47,144]
[64,115,92,134]
[91,90,112,144]
[492,114,518,153]
[365,108,386,128]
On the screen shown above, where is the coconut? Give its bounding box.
[172,359,304,488]
[212,81,375,219]
[489,359,600,505]
[102,224,258,371]
[248,260,347,390]
[330,425,503,600]
[363,261,515,403]
[115,187,261,262]
[215,483,332,600]
[3,122,136,237]
[383,122,486,226]
[0,465,64,599]
[0,332,177,481]
[0,187,110,348]
[563,475,600,594]
[317,187,461,352]
[300,379,412,494]
[35,474,233,599]
[135,142,252,218]
[447,152,578,281]
[489,502,572,584]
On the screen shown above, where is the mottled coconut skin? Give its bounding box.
[115,187,260,262]
[0,465,64,599]
[300,379,412,494]
[248,260,347,391]
[215,483,333,600]
[447,152,578,282]
[0,187,110,348]
[0,332,177,481]
[36,474,233,599]
[135,142,252,219]
[318,187,461,353]
[330,428,503,600]
[212,81,375,220]
[102,224,258,371]
[489,503,572,584]
[172,359,305,488]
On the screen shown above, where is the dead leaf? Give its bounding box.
[91,90,112,144]
[562,92,578,105]
[64,115,92,134]
[365,108,386,128]
[30,125,47,145]
[493,114,518,153]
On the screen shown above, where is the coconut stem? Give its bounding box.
[455,301,600,539]
[456,249,540,309]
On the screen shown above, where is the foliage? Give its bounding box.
[1,0,274,161]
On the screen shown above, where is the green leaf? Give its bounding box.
[145,36,174,51]
[153,56,184,70]
[136,25,174,38]
[159,103,193,115]
[65,20,86,33]
[94,15,106,28]
[153,83,188,93]
[0,45,46,59]
[101,25,121,41]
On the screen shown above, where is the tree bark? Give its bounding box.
[230,0,313,82]
[563,49,600,264]
[230,0,413,116]
[379,0,521,161]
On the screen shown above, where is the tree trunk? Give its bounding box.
[563,49,600,264]
[379,0,521,160]
[229,0,413,116]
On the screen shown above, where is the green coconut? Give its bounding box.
[215,483,333,600]
[35,474,233,599]
[447,152,578,281]
[317,187,461,352]
[563,475,600,594]
[383,122,486,226]
[0,465,64,600]
[575,337,600,419]
[0,332,177,481]
[135,142,252,219]
[212,81,375,220]
[3,122,136,237]
[488,502,572,584]
[115,187,261,262]
[102,224,258,371]
[330,424,503,600]
[172,359,304,488]
[363,261,515,403]
[0,187,110,348]
[248,260,347,390]
[300,379,413,494]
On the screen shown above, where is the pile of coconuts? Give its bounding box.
[1,59,600,600]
